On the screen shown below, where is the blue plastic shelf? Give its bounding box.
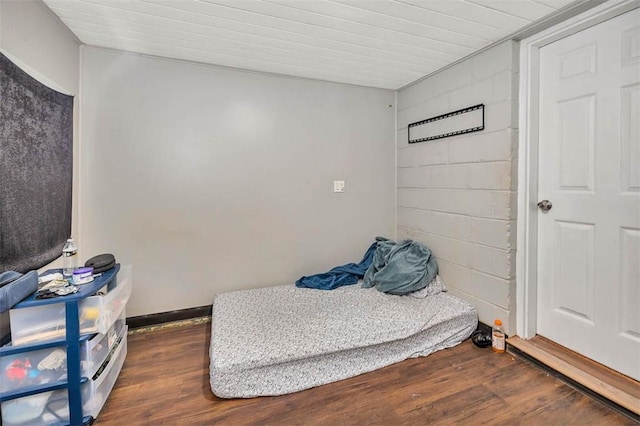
[13,264,120,309]
[2,264,123,425]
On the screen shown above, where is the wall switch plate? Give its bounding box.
[333,180,345,193]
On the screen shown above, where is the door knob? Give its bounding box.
[537,200,552,212]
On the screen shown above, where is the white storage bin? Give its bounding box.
[0,312,125,394]
[1,330,128,425]
[10,266,132,346]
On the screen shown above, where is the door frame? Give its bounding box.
[516,0,640,339]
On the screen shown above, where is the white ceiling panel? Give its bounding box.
[44,0,583,89]
[466,0,556,20]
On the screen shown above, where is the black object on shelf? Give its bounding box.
[85,254,116,274]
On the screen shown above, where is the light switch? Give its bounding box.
[333,180,345,193]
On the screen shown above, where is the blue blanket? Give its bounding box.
[363,237,438,295]
[295,242,377,290]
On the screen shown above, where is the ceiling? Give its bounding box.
[44,0,581,89]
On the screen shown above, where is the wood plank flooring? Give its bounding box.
[508,335,640,415]
[94,322,636,425]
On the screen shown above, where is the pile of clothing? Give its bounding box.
[296,237,438,296]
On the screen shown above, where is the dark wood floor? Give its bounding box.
[94,322,635,425]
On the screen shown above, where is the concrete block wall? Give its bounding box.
[396,41,519,334]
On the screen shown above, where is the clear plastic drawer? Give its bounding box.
[1,330,128,425]
[83,329,128,419]
[0,312,125,394]
[10,266,131,346]
[81,311,126,379]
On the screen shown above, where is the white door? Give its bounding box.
[537,7,640,381]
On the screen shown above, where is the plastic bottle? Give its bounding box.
[62,238,78,277]
[492,319,506,353]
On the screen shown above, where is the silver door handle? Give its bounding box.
[537,200,552,212]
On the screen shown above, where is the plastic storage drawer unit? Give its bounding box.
[1,329,128,425]
[10,266,132,346]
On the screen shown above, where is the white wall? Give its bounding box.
[396,41,519,334]
[80,47,396,317]
[0,0,80,333]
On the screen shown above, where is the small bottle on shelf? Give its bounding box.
[492,319,506,353]
[62,238,78,277]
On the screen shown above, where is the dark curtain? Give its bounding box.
[0,53,73,273]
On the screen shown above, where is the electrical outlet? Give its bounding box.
[333,180,345,193]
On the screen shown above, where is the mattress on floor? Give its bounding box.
[209,278,477,398]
